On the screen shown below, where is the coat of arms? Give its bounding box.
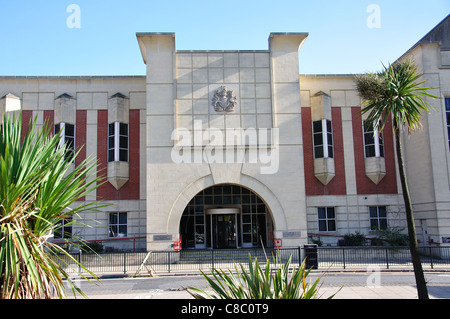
[212,86,237,112]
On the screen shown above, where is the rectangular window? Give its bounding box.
[108,122,129,162]
[313,119,333,159]
[55,123,75,161]
[54,217,73,239]
[363,121,384,158]
[109,212,128,238]
[369,206,387,230]
[445,98,450,151]
[318,207,336,232]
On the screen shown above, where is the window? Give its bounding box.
[369,206,387,230]
[318,207,336,232]
[363,121,384,158]
[445,98,450,151]
[55,123,75,161]
[54,217,73,239]
[313,119,333,159]
[109,212,127,238]
[108,122,128,162]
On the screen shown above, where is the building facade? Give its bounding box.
[1,15,449,251]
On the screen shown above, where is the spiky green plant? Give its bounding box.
[0,113,108,299]
[188,254,338,299]
[355,59,440,299]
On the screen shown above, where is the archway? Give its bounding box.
[179,184,274,249]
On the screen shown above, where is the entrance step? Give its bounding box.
[178,249,278,264]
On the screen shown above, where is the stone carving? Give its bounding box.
[212,86,237,112]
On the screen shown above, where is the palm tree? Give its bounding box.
[355,59,440,299]
[0,113,107,298]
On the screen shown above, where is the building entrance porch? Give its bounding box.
[209,209,238,249]
[179,184,273,250]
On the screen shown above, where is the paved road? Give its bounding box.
[65,271,450,299]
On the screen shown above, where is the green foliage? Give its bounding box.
[355,59,440,132]
[80,241,104,253]
[308,234,323,246]
[0,113,108,299]
[374,227,409,247]
[343,232,366,246]
[187,254,339,299]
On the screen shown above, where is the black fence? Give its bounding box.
[56,246,450,276]
[313,246,450,270]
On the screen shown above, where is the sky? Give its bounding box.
[0,0,448,76]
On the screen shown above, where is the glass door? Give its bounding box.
[212,214,237,249]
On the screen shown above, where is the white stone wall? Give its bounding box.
[138,33,309,250]
[306,195,406,246]
[400,42,450,246]
[175,51,273,135]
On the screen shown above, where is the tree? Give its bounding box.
[0,113,107,298]
[354,59,440,299]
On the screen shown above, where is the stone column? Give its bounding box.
[137,33,178,250]
[268,33,309,247]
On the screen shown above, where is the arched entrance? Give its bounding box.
[179,184,274,249]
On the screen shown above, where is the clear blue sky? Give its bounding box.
[0,0,448,76]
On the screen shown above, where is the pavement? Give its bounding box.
[72,280,450,299]
[63,264,450,300]
[79,286,450,299]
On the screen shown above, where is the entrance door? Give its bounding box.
[205,208,240,249]
[213,214,237,249]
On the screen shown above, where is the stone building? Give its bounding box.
[1,15,449,251]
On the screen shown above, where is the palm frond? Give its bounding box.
[187,253,337,299]
[0,112,109,299]
[355,59,440,133]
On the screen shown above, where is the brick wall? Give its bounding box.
[351,107,398,195]
[96,109,140,201]
[302,107,347,195]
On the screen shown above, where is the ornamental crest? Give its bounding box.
[212,86,237,112]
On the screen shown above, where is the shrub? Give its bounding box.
[81,241,104,253]
[308,235,323,247]
[374,227,409,246]
[343,232,367,246]
[187,254,339,299]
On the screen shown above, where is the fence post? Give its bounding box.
[211,250,214,269]
[168,251,171,273]
[429,247,434,269]
[298,246,302,267]
[385,247,389,269]
[123,252,127,274]
[78,250,82,275]
[342,248,346,269]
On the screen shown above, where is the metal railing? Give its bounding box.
[314,246,450,270]
[56,246,450,276]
